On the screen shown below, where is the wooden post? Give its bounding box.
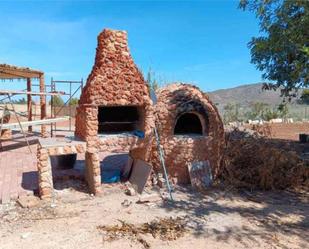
[27,78,32,132]
[39,74,47,137]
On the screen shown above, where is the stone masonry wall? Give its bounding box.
[151,83,225,184]
[37,29,226,199]
[77,29,151,107]
[37,141,86,199]
[75,28,153,142]
[74,29,154,192]
[73,28,224,191]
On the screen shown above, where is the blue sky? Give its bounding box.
[0,0,262,96]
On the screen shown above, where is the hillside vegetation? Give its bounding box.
[208,83,300,107]
[207,83,308,122]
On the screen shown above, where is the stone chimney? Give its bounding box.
[75,28,153,147]
[78,29,150,107]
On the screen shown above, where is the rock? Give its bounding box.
[121,199,132,207]
[17,196,40,208]
[50,203,57,208]
[160,191,170,200]
[151,174,158,185]
[125,186,136,196]
[21,233,30,239]
[136,193,162,204]
[157,176,166,188]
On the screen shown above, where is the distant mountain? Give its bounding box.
[207,83,300,109]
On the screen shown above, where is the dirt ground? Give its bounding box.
[0,183,308,249]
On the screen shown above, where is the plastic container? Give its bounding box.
[102,169,121,183]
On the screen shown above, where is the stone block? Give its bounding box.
[17,196,40,208]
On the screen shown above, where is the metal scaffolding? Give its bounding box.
[50,78,83,137]
[0,64,77,153]
[0,64,47,135]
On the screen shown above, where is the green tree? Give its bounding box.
[223,103,242,123]
[300,89,309,104]
[240,0,309,97]
[49,96,64,106]
[277,103,289,118]
[262,108,279,121]
[246,102,269,120]
[68,97,79,106]
[146,68,159,92]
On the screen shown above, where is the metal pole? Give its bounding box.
[154,126,173,201]
[27,78,32,132]
[7,94,32,153]
[149,88,173,201]
[48,78,83,133]
[50,77,54,137]
[53,87,80,117]
[69,81,72,131]
[53,80,57,134]
[39,75,47,137]
[0,89,27,102]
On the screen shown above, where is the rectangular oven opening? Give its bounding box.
[98,106,142,134]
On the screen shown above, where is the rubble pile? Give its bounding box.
[223,128,309,190]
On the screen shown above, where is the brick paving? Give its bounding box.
[0,134,38,204]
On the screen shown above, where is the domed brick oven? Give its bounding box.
[152,83,225,184]
[75,29,153,193]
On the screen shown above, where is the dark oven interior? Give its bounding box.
[98,106,141,134]
[174,112,203,135]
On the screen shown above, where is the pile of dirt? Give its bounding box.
[97,217,187,248]
[222,128,309,190]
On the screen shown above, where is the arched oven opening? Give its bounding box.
[174,112,204,135]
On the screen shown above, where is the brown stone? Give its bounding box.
[40,187,52,198]
[150,83,225,184]
[17,196,40,208]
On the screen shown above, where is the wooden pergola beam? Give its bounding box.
[0,90,66,96]
[0,64,42,80]
[1,116,70,129]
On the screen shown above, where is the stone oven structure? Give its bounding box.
[152,83,225,184]
[36,28,226,200]
[75,29,154,193]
